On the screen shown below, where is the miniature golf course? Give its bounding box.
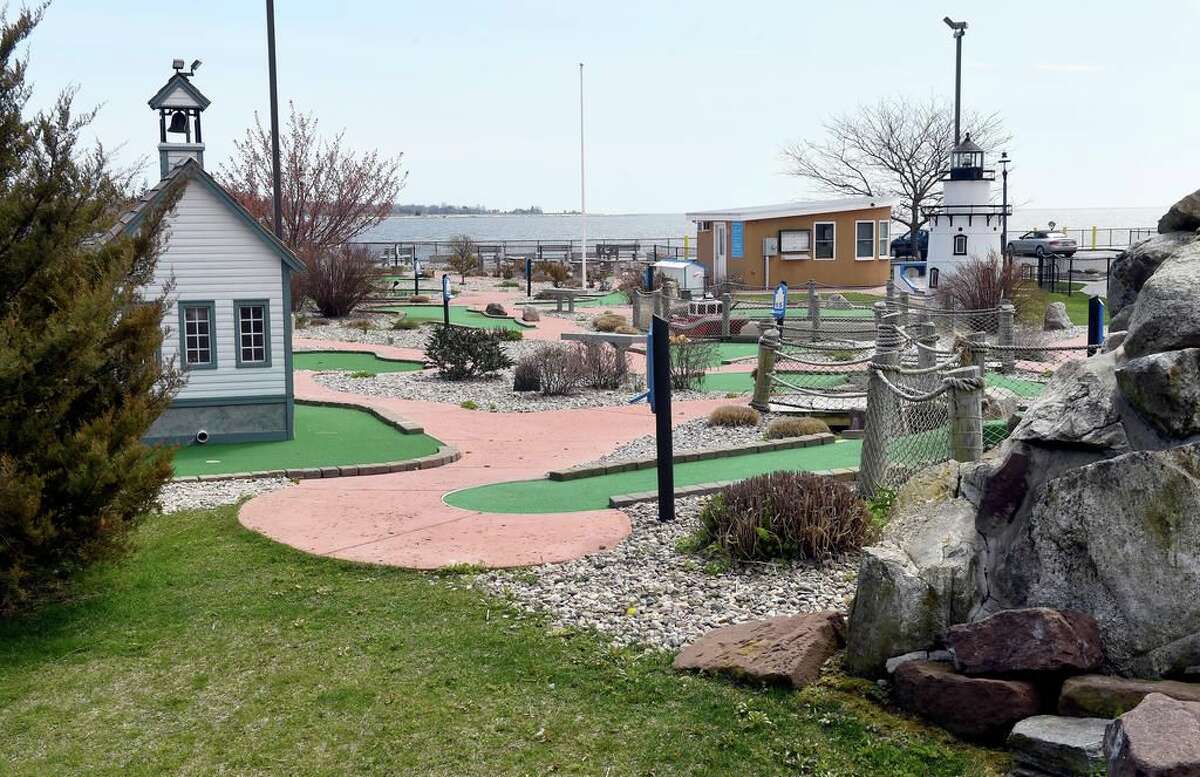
[373,304,527,331]
[697,366,1046,398]
[443,439,862,513]
[293,350,424,373]
[172,404,442,477]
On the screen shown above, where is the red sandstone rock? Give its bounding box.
[672,612,845,688]
[948,608,1104,676]
[893,660,1043,744]
[1105,692,1200,776]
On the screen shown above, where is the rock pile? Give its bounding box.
[841,193,1200,768]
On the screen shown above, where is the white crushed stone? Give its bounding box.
[590,416,770,464]
[474,496,858,649]
[156,477,292,514]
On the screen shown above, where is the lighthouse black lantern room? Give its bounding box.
[949,134,986,180]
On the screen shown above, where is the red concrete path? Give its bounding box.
[239,371,726,569]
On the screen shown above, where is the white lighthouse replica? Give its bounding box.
[923,133,1009,291]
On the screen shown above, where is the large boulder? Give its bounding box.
[1060,675,1200,718]
[672,612,844,688]
[1158,188,1200,234]
[1043,301,1073,331]
[977,444,1200,678]
[1116,348,1200,438]
[844,465,980,677]
[1108,231,1200,322]
[892,660,1042,744]
[521,306,540,322]
[1005,350,1128,452]
[1104,693,1200,776]
[484,302,508,317]
[1123,237,1200,357]
[1008,716,1109,777]
[948,608,1104,676]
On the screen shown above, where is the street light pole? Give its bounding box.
[1000,152,1011,265]
[266,0,283,239]
[943,17,968,145]
[578,62,587,288]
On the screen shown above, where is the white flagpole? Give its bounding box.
[579,62,587,287]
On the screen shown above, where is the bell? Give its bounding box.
[167,111,189,134]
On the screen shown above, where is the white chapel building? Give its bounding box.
[922,134,1010,291]
[109,64,303,445]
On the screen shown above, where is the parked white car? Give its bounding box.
[1006,230,1078,259]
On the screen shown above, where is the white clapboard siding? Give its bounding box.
[144,180,288,401]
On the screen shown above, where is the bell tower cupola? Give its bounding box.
[148,59,209,178]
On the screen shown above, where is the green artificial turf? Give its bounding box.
[698,370,851,395]
[444,440,863,514]
[170,404,441,476]
[293,351,424,374]
[985,373,1046,399]
[374,304,526,331]
[0,507,1003,776]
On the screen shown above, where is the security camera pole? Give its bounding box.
[943,16,968,145]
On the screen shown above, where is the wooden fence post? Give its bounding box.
[750,325,780,412]
[998,302,1016,373]
[721,293,732,339]
[857,308,901,497]
[947,365,984,463]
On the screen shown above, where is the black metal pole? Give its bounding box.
[443,283,451,327]
[953,32,962,145]
[651,315,674,522]
[266,0,284,239]
[526,257,532,298]
[1001,166,1009,261]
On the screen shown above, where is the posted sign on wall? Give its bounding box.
[731,221,744,258]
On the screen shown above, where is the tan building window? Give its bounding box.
[779,229,811,256]
[855,221,876,260]
[814,222,835,260]
[878,221,890,258]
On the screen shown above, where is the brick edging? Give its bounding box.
[607,466,859,508]
[548,432,835,481]
[170,399,460,483]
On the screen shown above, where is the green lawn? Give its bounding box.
[0,507,1002,776]
[293,350,424,374]
[170,404,441,477]
[1040,284,1106,327]
[444,440,863,513]
[373,304,527,331]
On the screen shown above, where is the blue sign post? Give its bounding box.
[772,281,789,327]
[525,257,533,298]
[1087,296,1105,356]
[442,274,452,327]
[731,221,745,258]
[413,257,421,297]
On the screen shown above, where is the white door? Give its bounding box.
[714,222,727,281]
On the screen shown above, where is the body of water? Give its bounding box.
[359,206,1164,244]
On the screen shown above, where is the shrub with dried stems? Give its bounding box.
[935,251,1037,323]
[302,244,383,318]
[447,234,478,282]
[532,343,587,396]
[695,472,871,561]
[537,261,572,288]
[592,311,628,333]
[707,405,761,427]
[764,417,830,440]
[579,342,625,390]
[512,354,541,392]
[668,335,716,391]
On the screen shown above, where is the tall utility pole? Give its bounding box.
[266,0,284,238]
[578,62,587,287]
[943,17,967,145]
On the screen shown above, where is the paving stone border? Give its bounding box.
[548,432,836,481]
[170,399,460,483]
[608,466,859,508]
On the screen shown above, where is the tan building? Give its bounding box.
[687,197,895,289]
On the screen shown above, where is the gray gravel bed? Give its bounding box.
[589,416,769,464]
[474,496,858,649]
[298,315,434,349]
[313,368,660,412]
[156,477,292,514]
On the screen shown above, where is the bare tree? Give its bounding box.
[782,97,1008,255]
[447,234,477,282]
[220,104,406,308]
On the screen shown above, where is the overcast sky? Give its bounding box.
[22,0,1200,213]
